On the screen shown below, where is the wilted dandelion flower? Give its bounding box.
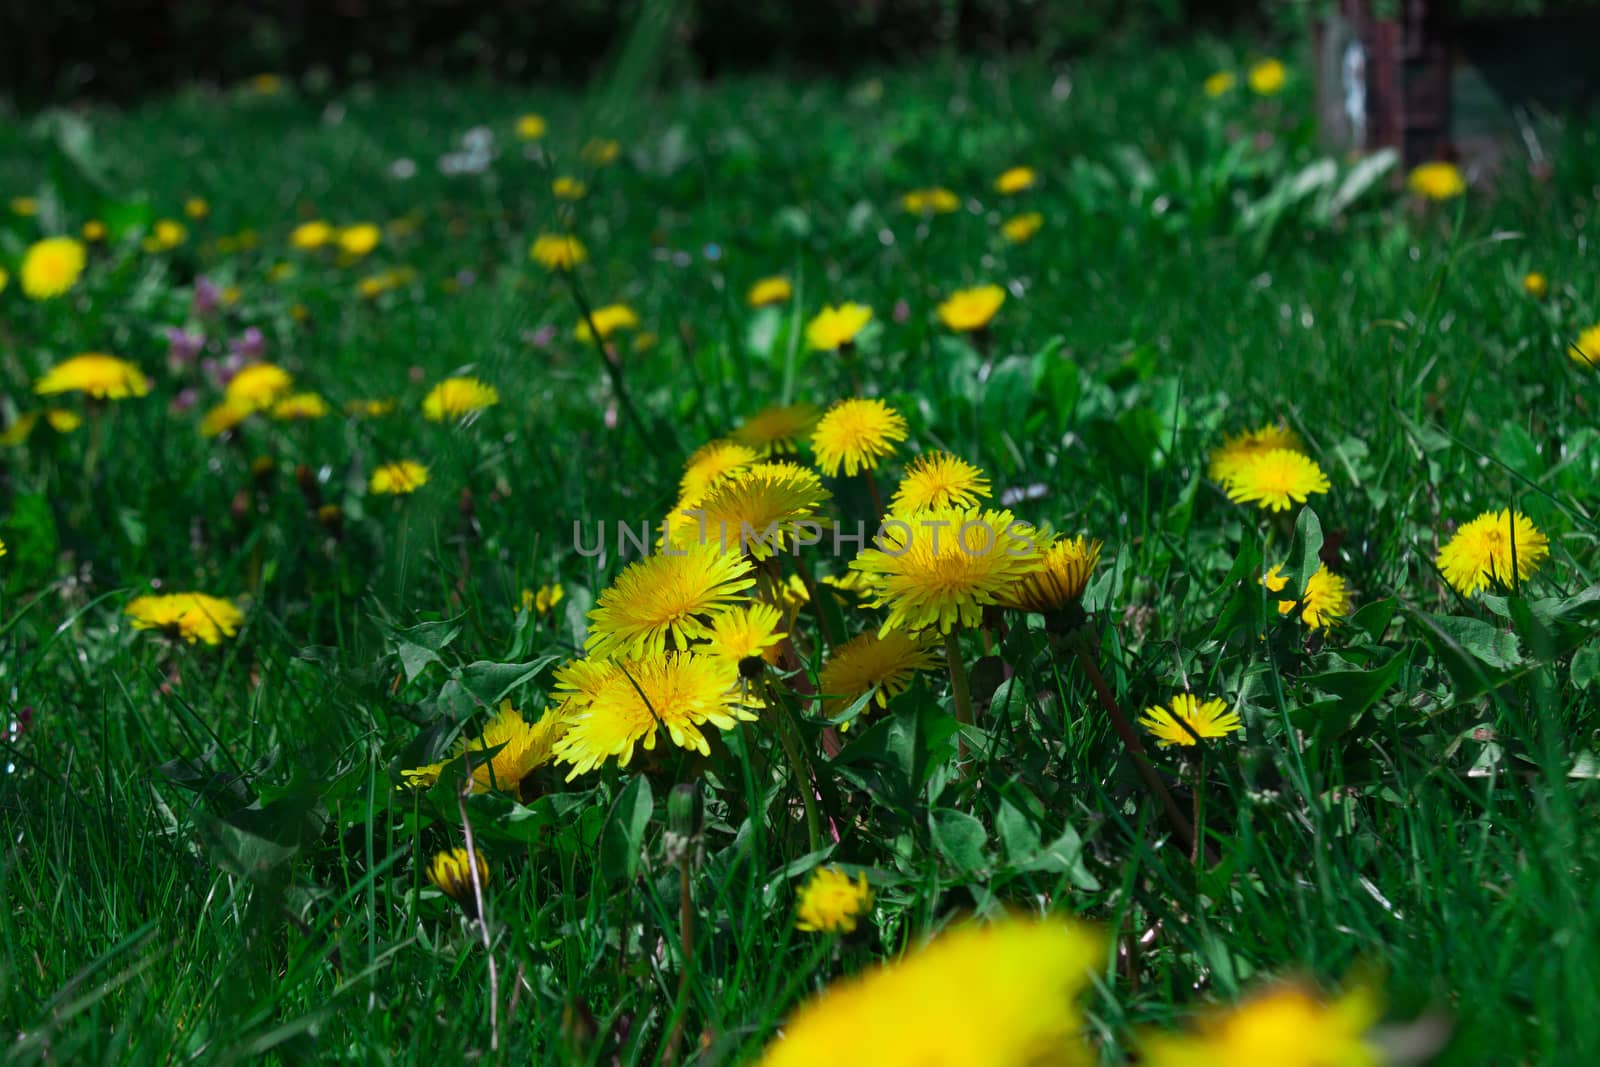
[1262,563,1351,629]
[1139,693,1242,748]
[290,220,333,249]
[1206,423,1304,487]
[1436,509,1549,596]
[370,460,429,495]
[757,917,1104,1067]
[672,462,830,559]
[818,629,941,727]
[530,233,587,271]
[422,376,499,421]
[125,592,244,645]
[679,439,760,505]
[795,867,874,933]
[403,701,567,794]
[1140,981,1383,1067]
[20,236,87,300]
[732,402,820,455]
[552,176,586,200]
[703,602,786,672]
[851,506,1043,634]
[1002,534,1102,616]
[270,392,329,420]
[1001,212,1044,243]
[225,363,294,410]
[1523,272,1548,300]
[811,398,907,477]
[575,303,640,343]
[806,303,874,350]
[34,354,151,400]
[1204,71,1237,97]
[585,542,757,660]
[1226,449,1330,512]
[1248,58,1286,94]
[1568,324,1600,367]
[338,223,381,257]
[1407,161,1465,201]
[552,653,758,778]
[892,452,991,513]
[901,187,960,215]
[426,847,490,912]
[516,113,546,139]
[993,166,1036,195]
[937,285,1006,333]
[747,276,793,307]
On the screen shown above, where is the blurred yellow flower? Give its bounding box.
[1204,71,1237,97]
[346,397,397,417]
[1436,509,1549,597]
[732,402,819,455]
[34,353,151,399]
[993,166,1036,195]
[0,266,6,293]
[1568,324,1600,367]
[901,187,960,215]
[249,73,284,95]
[1140,981,1383,1067]
[20,236,87,300]
[225,363,294,411]
[10,196,39,216]
[1522,272,1547,299]
[1001,212,1043,244]
[1225,449,1329,512]
[369,460,427,495]
[679,438,760,507]
[200,399,254,438]
[1207,423,1304,488]
[575,303,640,343]
[184,197,210,220]
[0,409,82,447]
[422,376,499,421]
[747,276,793,307]
[811,397,906,477]
[291,220,333,249]
[581,138,621,165]
[937,284,1006,332]
[891,451,991,513]
[82,220,106,242]
[805,303,873,350]
[522,583,565,616]
[338,223,381,257]
[1407,161,1465,201]
[516,113,547,139]
[403,700,566,795]
[1139,693,1242,747]
[270,392,330,421]
[125,592,244,645]
[1248,58,1286,95]
[530,233,587,271]
[552,176,587,200]
[149,219,188,250]
[795,867,873,933]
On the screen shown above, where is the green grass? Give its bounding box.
[3,39,1600,1065]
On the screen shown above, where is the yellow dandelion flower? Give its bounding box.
[1138,693,1242,748]
[269,392,329,421]
[818,629,941,728]
[732,403,820,455]
[937,285,1006,333]
[338,223,381,257]
[806,303,874,351]
[184,197,209,220]
[1436,508,1549,597]
[422,376,499,421]
[290,220,333,249]
[581,138,621,166]
[1225,449,1330,512]
[795,867,874,933]
[702,602,786,671]
[1407,161,1466,201]
[1207,423,1304,487]
[891,452,991,513]
[426,847,490,905]
[1262,563,1352,629]
[528,583,565,616]
[0,410,80,447]
[125,592,244,646]
[82,220,106,242]
[402,701,567,794]
[1204,71,1237,97]
[516,113,547,139]
[0,266,7,292]
[148,219,188,250]
[1002,533,1102,615]
[346,397,397,417]
[370,460,429,495]
[552,653,758,778]
[1523,272,1548,300]
[851,506,1043,634]
[670,462,830,560]
[994,166,1036,195]
[585,542,757,660]
[249,73,284,95]
[552,176,587,200]
[811,397,908,477]
[1001,211,1044,244]
[575,303,640,343]
[200,399,254,438]
[1568,324,1600,367]
[530,233,587,271]
[34,354,150,400]
[20,236,87,300]
[679,439,761,507]
[747,276,793,307]
[901,187,960,215]
[758,917,1104,1067]
[10,196,39,217]
[1248,58,1286,95]
[1140,981,1383,1067]
[224,363,293,411]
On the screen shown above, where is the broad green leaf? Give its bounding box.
[599,774,654,886]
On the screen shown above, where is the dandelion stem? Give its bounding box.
[455,758,500,1050]
[863,468,885,522]
[767,681,823,853]
[1071,643,1202,861]
[791,553,836,648]
[945,628,975,763]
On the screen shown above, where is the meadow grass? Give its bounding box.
[2,39,1600,1065]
